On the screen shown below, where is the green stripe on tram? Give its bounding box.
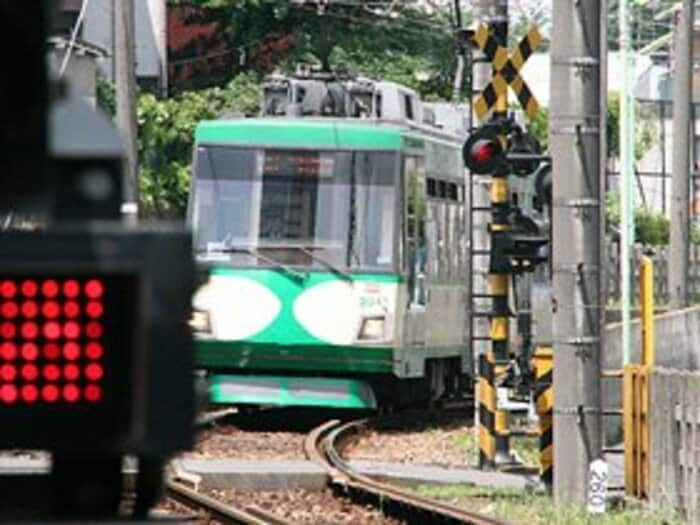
[195,119,402,150]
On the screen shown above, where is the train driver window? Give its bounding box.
[404,156,427,307]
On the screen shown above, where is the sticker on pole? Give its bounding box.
[588,458,608,514]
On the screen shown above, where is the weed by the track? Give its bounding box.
[414,484,681,524]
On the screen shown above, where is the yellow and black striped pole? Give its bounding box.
[486,18,513,467]
[534,346,553,488]
[478,352,496,469]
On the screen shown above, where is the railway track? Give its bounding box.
[164,480,292,525]
[305,419,509,525]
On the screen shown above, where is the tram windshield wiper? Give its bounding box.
[251,243,353,282]
[296,246,353,282]
[204,244,306,281]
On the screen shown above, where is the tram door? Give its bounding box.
[403,155,428,346]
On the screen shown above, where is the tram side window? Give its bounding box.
[404,156,427,306]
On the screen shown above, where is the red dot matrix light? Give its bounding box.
[0,277,106,405]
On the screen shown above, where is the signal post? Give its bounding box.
[466,21,547,470]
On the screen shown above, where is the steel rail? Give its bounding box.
[164,480,291,525]
[306,419,510,525]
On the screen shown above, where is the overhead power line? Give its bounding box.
[59,0,91,77]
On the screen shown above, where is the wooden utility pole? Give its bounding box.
[550,0,605,504]
[114,0,139,219]
[669,0,693,309]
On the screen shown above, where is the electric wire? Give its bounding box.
[59,0,91,77]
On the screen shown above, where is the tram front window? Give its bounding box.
[189,147,398,271]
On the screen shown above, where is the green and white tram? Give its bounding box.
[187,86,472,409]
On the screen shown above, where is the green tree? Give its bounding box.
[137,72,261,218]
[170,0,460,99]
[606,91,656,161]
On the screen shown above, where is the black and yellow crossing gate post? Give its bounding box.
[534,347,553,488]
[466,22,546,470]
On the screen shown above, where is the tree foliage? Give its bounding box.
[169,0,461,98]
[606,91,656,161]
[136,73,261,217]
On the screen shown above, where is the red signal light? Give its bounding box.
[21,385,38,403]
[0,282,17,299]
[85,280,104,299]
[471,140,499,164]
[63,384,80,403]
[63,343,80,361]
[0,384,17,404]
[1,322,16,339]
[85,342,103,360]
[63,301,80,318]
[43,321,61,340]
[0,343,17,360]
[463,125,505,174]
[1,302,18,318]
[0,276,112,410]
[21,301,38,318]
[42,301,60,318]
[21,364,38,382]
[86,301,103,319]
[42,385,60,403]
[21,322,38,340]
[84,384,102,402]
[41,280,59,298]
[85,363,103,381]
[43,364,61,382]
[63,280,80,298]
[21,343,38,361]
[63,321,80,340]
[0,364,16,382]
[63,363,80,381]
[43,343,60,360]
[86,322,102,339]
[20,280,38,298]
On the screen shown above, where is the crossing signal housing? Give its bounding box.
[463,124,505,174]
[0,228,194,455]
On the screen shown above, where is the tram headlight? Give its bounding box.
[189,308,211,335]
[357,316,386,341]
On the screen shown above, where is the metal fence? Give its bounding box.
[648,368,700,521]
[606,243,700,306]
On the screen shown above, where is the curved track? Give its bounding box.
[164,480,292,525]
[305,419,509,525]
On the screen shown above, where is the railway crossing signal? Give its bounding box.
[472,24,542,120]
[462,122,505,174]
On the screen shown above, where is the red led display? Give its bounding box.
[0,278,106,405]
[0,282,17,299]
[21,301,38,318]
[41,280,59,298]
[42,301,60,319]
[20,280,38,298]
[1,302,18,319]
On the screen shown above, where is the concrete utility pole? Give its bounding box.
[619,0,635,366]
[669,0,693,309]
[115,0,139,219]
[550,0,605,505]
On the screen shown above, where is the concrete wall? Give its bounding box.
[602,305,700,442]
